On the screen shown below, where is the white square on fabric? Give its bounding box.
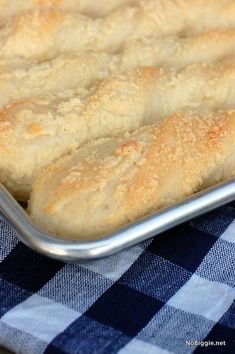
[118,339,173,354]
[137,304,213,354]
[220,221,235,244]
[1,294,79,342]
[39,264,113,313]
[0,219,18,261]
[168,274,235,322]
[0,321,48,354]
[80,244,144,281]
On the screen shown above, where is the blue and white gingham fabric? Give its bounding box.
[0,204,235,354]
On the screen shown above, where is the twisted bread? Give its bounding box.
[122,29,235,71]
[1,62,235,200]
[0,0,136,23]
[0,53,113,108]
[28,110,235,239]
[1,0,235,60]
[1,29,235,108]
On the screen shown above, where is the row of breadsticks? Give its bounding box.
[0,0,235,237]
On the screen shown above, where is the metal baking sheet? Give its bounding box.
[0,179,235,263]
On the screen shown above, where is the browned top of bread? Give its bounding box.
[1,0,235,239]
[1,27,235,111]
[1,61,235,200]
[29,110,235,239]
[1,0,235,60]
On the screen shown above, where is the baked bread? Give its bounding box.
[122,29,235,71]
[1,62,235,200]
[1,0,235,60]
[1,28,235,108]
[0,0,136,24]
[0,53,113,108]
[28,110,235,239]
[1,0,235,239]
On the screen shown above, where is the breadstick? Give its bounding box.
[0,0,136,24]
[28,110,235,239]
[1,29,235,108]
[1,0,235,60]
[122,29,235,71]
[1,62,235,200]
[0,53,113,108]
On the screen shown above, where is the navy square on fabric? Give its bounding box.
[45,347,66,354]
[194,323,235,353]
[85,282,164,337]
[45,316,130,354]
[0,243,63,292]
[227,201,235,209]
[148,224,216,272]
[119,250,192,302]
[0,277,31,317]
[219,302,235,330]
[190,205,235,238]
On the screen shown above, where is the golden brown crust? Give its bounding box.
[1,0,235,239]
[1,0,235,60]
[28,110,235,239]
[1,61,235,200]
[1,0,235,202]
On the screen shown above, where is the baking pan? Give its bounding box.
[0,179,235,263]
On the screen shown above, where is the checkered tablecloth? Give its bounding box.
[0,205,234,354]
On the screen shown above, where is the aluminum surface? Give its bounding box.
[0,179,235,263]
